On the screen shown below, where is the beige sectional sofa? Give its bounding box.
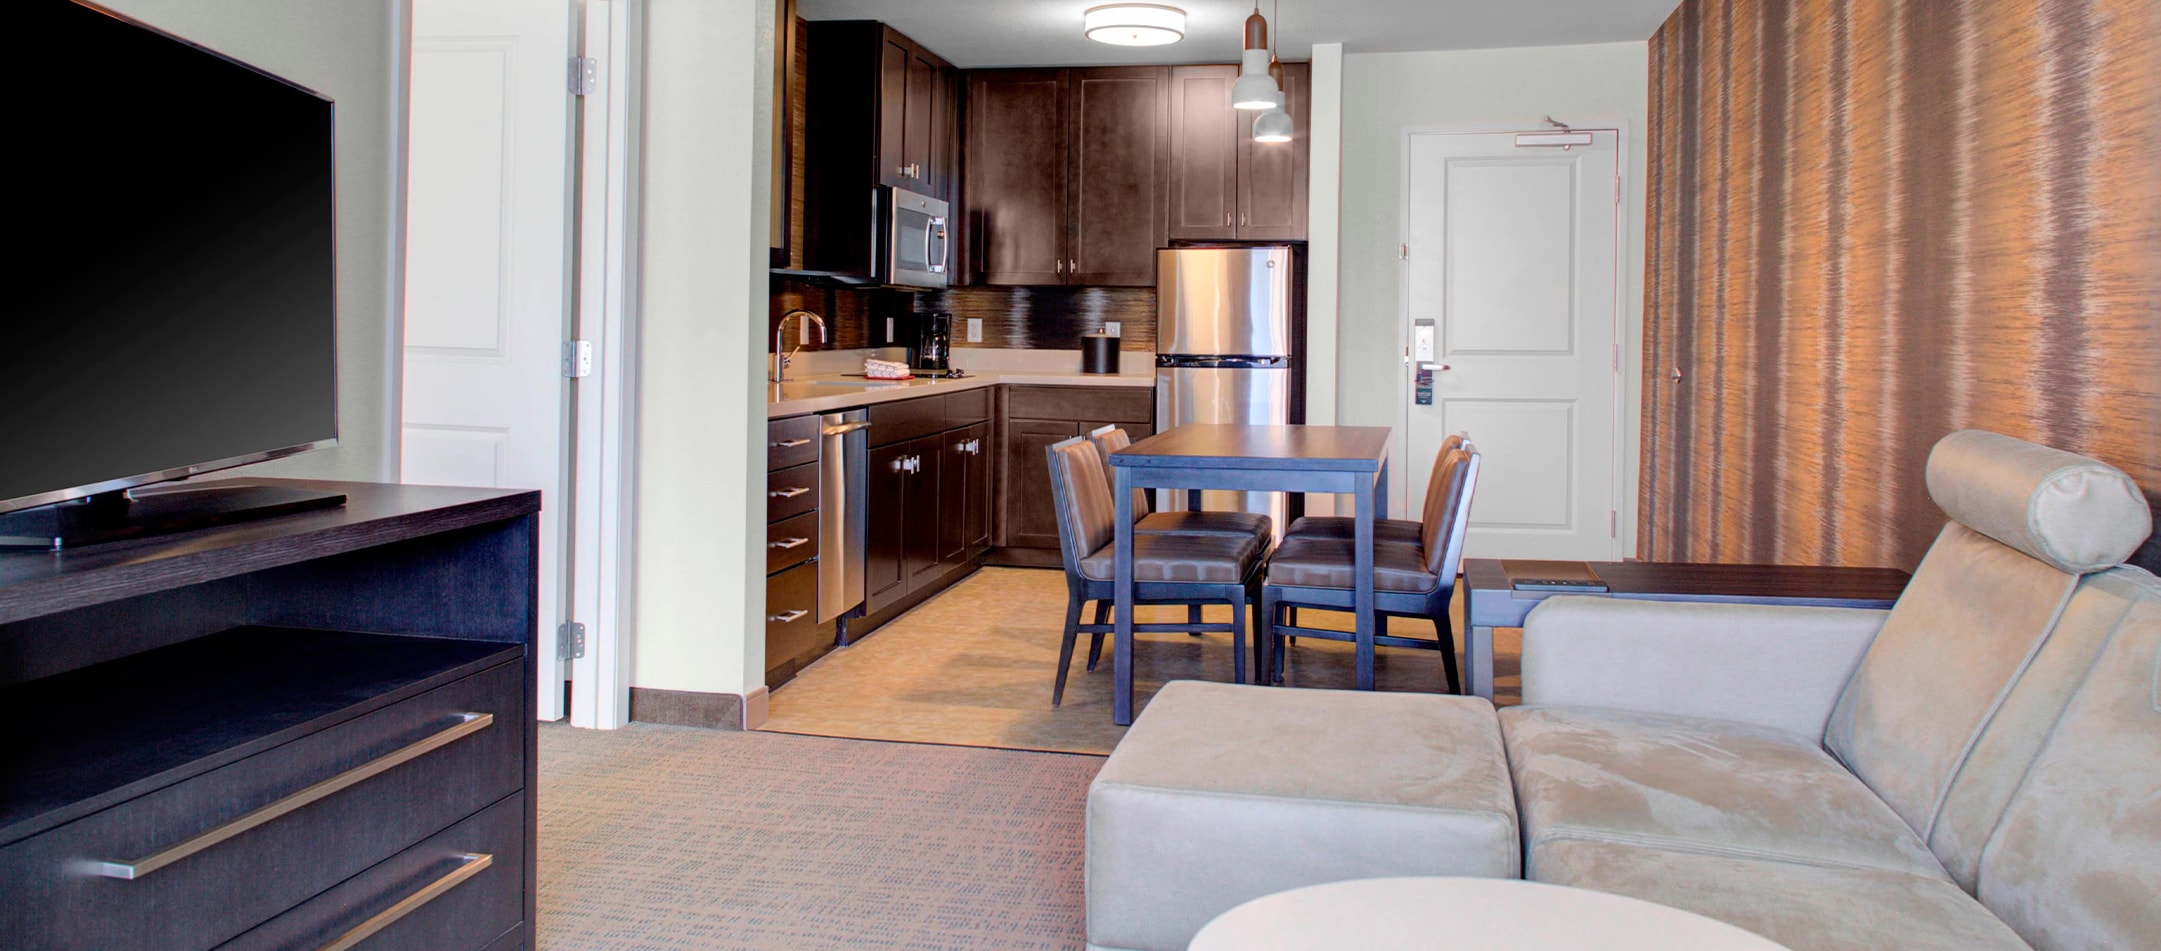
[1087,431,2159,950]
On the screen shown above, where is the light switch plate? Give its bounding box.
[966,317,983,342]
[1105,321,1122,337]
[886,316,895,341]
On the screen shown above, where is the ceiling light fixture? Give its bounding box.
[1083,3,1186,47]
[1230,3,1280,109]
[1251,1,1294,142]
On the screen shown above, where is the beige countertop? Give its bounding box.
[768,349,1155,418]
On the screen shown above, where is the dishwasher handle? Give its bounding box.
[822,420,873,436]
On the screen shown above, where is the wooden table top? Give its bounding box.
[1109,424,1392,471]
[1463,559,1911,602]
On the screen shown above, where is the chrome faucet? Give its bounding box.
[773,309,828,383]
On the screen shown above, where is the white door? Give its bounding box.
[403,0,575,718]
[1402,129,1624,561]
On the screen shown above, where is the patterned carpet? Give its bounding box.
[537,722,1100,950]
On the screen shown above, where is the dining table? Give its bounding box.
[1105,424,1393,725]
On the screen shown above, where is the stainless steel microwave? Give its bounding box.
[877,185,949,289]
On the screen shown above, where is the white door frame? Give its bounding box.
[568,0,640,729]
[1396,120,1634,560]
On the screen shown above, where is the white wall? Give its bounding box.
[107,0,411,482]
[628,0,775,709]
[1335,42,1649,551]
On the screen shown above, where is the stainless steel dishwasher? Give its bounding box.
[818,410,870,629]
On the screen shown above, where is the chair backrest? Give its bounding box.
[1087,425,1150,519]
[1045,435,1117,576]
[1415,432,1467,529]
[1420,444,1480,578]
[1823,430,2152,886]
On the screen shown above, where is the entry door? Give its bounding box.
[1402,129,1623,560]
[402,0,574,717]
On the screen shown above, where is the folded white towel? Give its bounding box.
[863,358,913,380]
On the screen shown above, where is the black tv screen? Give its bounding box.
[3,0,336,514]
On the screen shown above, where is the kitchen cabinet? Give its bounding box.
[941,422,992,566]
[1167,63,1309,241]
[803,22,958,274]
[966,66,1168,287]
[996,387,1155,555]
[863,393,993,618]
[767,415,828,687]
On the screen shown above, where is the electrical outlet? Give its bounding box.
[1105,321,1122,337]
[966,318,983,343]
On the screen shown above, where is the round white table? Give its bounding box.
[1188,877,1792,951]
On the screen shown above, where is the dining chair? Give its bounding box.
[1280,432,1465,544]
[1044,435,1271,706]
[1260,443,1481,693]
[1087,426,1274,539]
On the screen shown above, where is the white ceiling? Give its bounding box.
[795,0,1681,68]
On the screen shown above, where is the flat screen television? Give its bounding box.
[2,1,339,541]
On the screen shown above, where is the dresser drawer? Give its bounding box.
[764,561,822,670]
[767,414,821,470]
[767,460,820,523]
[217,792,526,951]
[766,511,819,574]
[0,661,525,951]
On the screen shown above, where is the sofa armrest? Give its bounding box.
[1519,596,1889,739]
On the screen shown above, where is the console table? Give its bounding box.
[0,480,540,951]
[1461,559,1911,701]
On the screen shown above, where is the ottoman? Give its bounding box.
[1086,681,1520,951]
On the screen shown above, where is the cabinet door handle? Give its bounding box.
[99,713,495,880]
[317,852,493,951]
[767,609,809,623]
[770,438,812,448]
[768,486,812,499]
[1055,259,1063,275]
[1225,212,1233,226]
[770,537,811,549]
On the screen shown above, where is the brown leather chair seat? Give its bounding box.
[1080,532,1266,583]
[1136,510,1274,538]
[1265,536,1440,593]
[1280,515,1422,544]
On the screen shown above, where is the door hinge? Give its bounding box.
[1610,511,1619,538]
[569,56,598,96]
[563,340,594,378]
[558,621,587,659]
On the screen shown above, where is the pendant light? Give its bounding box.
[1230,3,1279,110]
[1250,1,1294,142]
[1082,4,1186,47]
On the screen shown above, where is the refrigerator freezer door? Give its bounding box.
[1157,247,1292,357]
[1156,365,1290,532]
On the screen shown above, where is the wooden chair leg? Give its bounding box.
[1228,591,1248,685]
[1087,600,1110,672]
[1054,594,1083,707]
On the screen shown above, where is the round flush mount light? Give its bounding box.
[1084,4,1187,46]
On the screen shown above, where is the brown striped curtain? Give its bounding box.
[1642,0,2161,570]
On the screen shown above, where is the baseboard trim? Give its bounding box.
[628,687,745,730]
[742,685,770,730]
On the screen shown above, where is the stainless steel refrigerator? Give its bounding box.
[1155,246,1295,531]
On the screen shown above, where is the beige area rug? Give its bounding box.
[538,723,1099,950]
[763,567,1521,755]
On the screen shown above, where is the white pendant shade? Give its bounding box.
[1083,4,1186,46]
[1231,48,1279,109]
[1252,106,1293,142]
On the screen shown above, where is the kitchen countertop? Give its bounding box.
[768,366,1154,418]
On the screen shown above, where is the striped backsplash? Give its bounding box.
[915,286,1158,352]
[1641,0,2161,570]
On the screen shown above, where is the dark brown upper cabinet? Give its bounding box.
[803,22,958,273]
[966,67,1169,287]
[1167,62,1309,241]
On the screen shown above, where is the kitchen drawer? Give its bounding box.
[217,792,526,951]
[0,661,524,951]
[1006,385,1152,423]
[944,388,991,426]
[766,510,820,574]
[767,460,820,523]
[764,561,822,670]
[768,414,821,470]
[867,394,950,446]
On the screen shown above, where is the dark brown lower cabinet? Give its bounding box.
[901,433,945,591]
[996,386,1155,556]
[865,440,911,613]
[862,396,994,619]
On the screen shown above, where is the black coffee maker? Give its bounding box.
[914,312,953,372]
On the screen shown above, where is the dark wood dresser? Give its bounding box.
[0,481,540,951]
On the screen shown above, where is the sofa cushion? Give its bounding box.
[1088,682,1517,951]
[1977,573,2161,951]
[1924,430,2152,574]
[1825,522,2079,845]
[1530,839,2030,951]
[1500,705,1947,879]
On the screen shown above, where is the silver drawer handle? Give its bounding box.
[99,713,495,880]
[768,486,812,499]
[318,852,493,951]
[770,537,811,549]
[770,438,813,448]
[768,609,809,623]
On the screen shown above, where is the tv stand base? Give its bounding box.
[0,483,347,550]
